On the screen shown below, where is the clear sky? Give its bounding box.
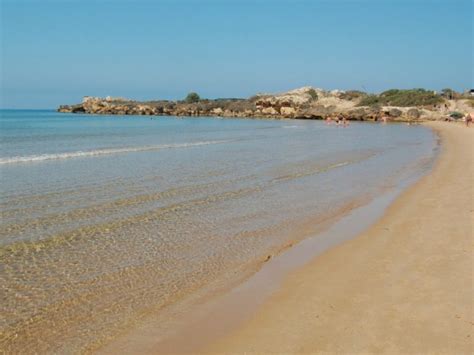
[1,0,472,108]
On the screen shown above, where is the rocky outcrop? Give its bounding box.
[407,108,421,119]
[389,108,403,118]
[58,87,453,122]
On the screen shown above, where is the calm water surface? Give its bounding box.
[0,110,437,352]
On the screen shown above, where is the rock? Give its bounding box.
[82,96,100,103]
[211,107,223,115]
[407,108,421,119]
[348,107,369,120]
[57,87,439,122]
[58,105,72,113]
[255,87,322,111]
[389,108,402,117]
[280,106,296,117]
[261,107,279,115]
[71,105,85,113]
[299,105,333,119]
[105,96,128,102]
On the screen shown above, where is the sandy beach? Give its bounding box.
[3,1,472,353]
[206,122,473,354]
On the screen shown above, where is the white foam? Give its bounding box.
[0,140,229,165]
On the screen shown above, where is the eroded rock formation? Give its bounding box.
[58,87,457,121]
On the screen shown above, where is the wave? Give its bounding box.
[0,140,230,165]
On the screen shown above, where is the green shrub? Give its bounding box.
[449,111,464,119]
[384,89,442,106]
[307,88,318,101]
[185,92,200,103]
[358,95,381,107]
[358,89,443,107]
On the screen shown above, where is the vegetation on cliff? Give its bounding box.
[358,89,444,107]
[184,92,200,103]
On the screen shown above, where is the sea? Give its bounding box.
[0,110,438,352]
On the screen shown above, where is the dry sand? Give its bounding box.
[206,122,473,354]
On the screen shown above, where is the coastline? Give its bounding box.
[206,121,473,353]
[57,87,469,122]
[98,190,402,354]
[97,123,446,354]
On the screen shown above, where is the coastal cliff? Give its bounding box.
[58,87,472,122]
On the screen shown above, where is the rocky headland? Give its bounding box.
[58,87,473,122]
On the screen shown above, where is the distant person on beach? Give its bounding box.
[465,113,473,127]
[326,116,332,125]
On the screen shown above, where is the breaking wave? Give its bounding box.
[0,140,230,165]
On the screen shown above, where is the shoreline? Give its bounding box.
[205,121,473,353]
[98,124,445,354]
[98,191,399,354]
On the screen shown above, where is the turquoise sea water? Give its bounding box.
[0,110,437,352]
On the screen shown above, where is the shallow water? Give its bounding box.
[0,110,437,353]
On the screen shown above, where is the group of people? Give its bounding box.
[326,114,390,126]
[325,112,473,127]
[325,114,349,126]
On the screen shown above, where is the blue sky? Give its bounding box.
[1,0,472,108]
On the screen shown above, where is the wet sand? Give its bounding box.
[206,122,473,354]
